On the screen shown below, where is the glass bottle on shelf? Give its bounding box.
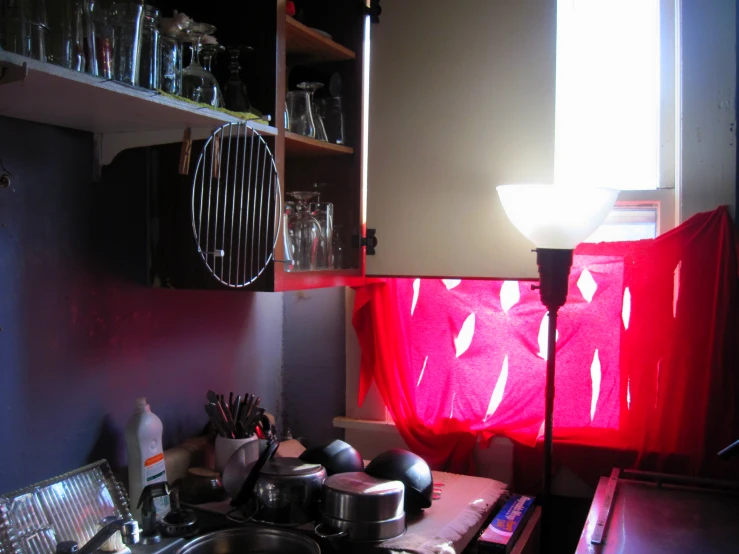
[223,46,252,113]
[138,5,161,89]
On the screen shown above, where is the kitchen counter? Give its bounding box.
[191,470,507,554]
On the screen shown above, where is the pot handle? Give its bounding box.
[230,438,279,507]
[314,523,348,540]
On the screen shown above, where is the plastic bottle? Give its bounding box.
[124,398,170,523]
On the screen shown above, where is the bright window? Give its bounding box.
[555,0,663,190]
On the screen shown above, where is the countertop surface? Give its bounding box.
[191,470,507,554]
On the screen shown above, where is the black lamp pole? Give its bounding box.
[534,248,574,500]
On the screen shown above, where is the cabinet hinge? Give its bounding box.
[353,228,378,255]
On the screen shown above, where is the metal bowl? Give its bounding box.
[175,527,320,554]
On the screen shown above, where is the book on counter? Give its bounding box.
[477,494,535,553]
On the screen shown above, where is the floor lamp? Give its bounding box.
[496,185,618,500]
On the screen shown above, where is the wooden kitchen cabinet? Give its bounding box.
[0,0,555,288]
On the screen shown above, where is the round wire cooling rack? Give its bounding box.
[191,122,282,288]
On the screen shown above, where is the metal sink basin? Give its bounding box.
[129,537,186,554]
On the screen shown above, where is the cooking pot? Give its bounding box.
[230,439,327,526]
[315,472,406,543]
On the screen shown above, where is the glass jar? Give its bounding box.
[112,2,143,86]
[138,5,160,89]
[160,33,182,94]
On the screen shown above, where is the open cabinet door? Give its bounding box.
[365,0,556,279]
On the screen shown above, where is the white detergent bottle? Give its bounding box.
[125,398,170,523]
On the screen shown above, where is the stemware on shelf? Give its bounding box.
[181,23,223,107]
[285,191,322,272]
[223,46,252,113]
[199,40,225,106]
[317,96,346,145]
[310,201,333,270]
[111,1,144,86]
[297,81,328,141]
[138,4,160,89]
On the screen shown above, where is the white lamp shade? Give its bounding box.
[496,185,619,249]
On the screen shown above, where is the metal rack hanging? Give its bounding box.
[191,122,281,288]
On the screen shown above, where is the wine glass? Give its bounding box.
[297,82,328,141]
[182,23,223,107]
[285,191,322,271]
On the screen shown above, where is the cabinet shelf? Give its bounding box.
[0,50,275,159]
[285,16,356,63]
[285,131,353,157]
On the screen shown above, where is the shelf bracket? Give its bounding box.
[0,60,28,86]
[353,228,378,255]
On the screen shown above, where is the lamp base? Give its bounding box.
[536,249,573,311]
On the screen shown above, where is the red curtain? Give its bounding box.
[352,208,739,477]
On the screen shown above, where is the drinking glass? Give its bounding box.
[94,2,114,78]
[112,2,144,86]
[82,0,99,75]
[138,5,160,89]
[2,0,47,60]
[160,32,183,94]
[317,96,346,145]
[297,82,328,141]
[182,23,223,107]
[285,192,321,272]
[286,89,316,138]
[223,46,252,112]
[310,202,333,270]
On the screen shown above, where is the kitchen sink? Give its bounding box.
[129,537,187,554]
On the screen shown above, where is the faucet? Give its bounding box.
[137,482,170,545]
[56,516,139,554]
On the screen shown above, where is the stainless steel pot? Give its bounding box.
[176,527,320,554]
[249,458,327,526]
[322,472,405,521]
[315,512,406,543]
[315,472,406,543]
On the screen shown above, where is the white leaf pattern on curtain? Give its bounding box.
[577,268,597,302]
[590,349,601,421]
[622,287,631,330]
[454,313,476,357]
[484,355,509,422]
[411,278,420,315]
[537,313,558,360]
[500,281,521,314]
[417,356,428,387]
[442,279,462,290]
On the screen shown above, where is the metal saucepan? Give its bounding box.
[315,472,406,543]
[229,439,327,526]
[175,527,320,554]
